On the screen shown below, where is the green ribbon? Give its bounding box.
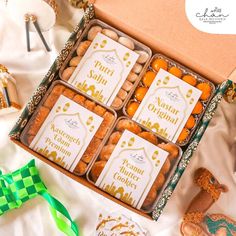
[0,160,79,236]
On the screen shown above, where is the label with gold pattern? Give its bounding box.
[133,69,202,142]
[68,33,139,105]
[95,130,168,209]
[95,212,148,235]
[30,95,103,171]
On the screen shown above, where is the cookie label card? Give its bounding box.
[133,69,202,142]
[96,212,148,236]
[30,95,103,171]
[95,130,168,209]
[68,33,139,106]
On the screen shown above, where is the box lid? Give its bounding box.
[93,0,236,84]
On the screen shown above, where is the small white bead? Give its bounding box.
[102,28,119,41]
[134,50,149,64]
[132,63,143,74]
[118,37,135,50]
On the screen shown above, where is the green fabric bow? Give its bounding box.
[0,159,79,236]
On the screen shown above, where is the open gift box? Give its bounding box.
[9,1,236,220]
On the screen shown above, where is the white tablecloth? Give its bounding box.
[0,1,236,235]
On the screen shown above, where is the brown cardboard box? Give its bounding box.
[93,0,236,84]
[10,1,236,220]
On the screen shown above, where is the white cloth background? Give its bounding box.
[0,1,236,235]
